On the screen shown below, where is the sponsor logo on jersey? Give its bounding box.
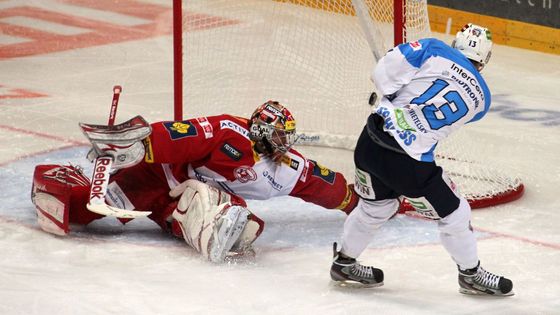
[289,159,299,171]
[234,166,257,183]
[220,143,243,161]
[143,137,154,163]
[164,121,198,139]
[377,107,417,146]
[281,155,299,171]
[262,170,283,191]
[406,107,428,133]
[450,63,483,107]
[395,108,415,131]
[220,120,250,139]
[197,117,214,139]
[409,40,422,51]
[310,160,335,184]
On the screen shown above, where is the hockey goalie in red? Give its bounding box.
[31,101,358,263]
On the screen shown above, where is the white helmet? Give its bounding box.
[451,23,493,69]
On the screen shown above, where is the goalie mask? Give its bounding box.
[249,101,298,157]
[451,23,493,71]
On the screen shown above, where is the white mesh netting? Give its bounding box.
[177,0,523,208]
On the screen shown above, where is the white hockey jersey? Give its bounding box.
[373,38,491,162]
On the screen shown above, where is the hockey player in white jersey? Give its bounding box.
[330,24,514,296]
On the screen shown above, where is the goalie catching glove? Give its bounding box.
[169,179,264,263]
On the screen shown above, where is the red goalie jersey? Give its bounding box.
[96,113,358,229]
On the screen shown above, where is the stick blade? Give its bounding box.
[87,203,151,219]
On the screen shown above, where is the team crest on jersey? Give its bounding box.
[234,166,257,183]
[220,143,243,161]
[164,121,197,139]
[409,41,422,51]
[310,160,335,184]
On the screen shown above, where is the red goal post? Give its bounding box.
[172,0,524,210]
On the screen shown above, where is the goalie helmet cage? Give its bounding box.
[172,0,524,210]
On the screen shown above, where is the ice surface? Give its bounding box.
[1,0,559,314]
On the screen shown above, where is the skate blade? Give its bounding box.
[459,287,515,297]
[330,280,384,289]
[209,206,249,263]
[224,247,256,264]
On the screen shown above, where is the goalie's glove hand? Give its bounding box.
[79,115,152,169]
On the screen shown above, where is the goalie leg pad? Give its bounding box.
[31,164,102,235]
[169,179,262,262]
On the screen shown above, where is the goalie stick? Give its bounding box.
[86,86,152,219]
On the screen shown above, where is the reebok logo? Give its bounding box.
[89,157,112,202]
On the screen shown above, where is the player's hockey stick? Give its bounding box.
[86,86,152,219]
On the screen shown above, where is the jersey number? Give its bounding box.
[411,79,468,130]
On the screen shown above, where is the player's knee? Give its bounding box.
[354,198,399,225]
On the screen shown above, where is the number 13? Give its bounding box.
[411,79,468,130]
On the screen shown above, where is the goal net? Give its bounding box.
[173,0,524,209]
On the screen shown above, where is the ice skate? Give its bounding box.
[458,262,514,296]
[330,243,384,288]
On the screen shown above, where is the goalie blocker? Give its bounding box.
[31,164,263,262]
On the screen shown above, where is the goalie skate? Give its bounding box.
[330,243,384,288]
[208,205,250,263]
